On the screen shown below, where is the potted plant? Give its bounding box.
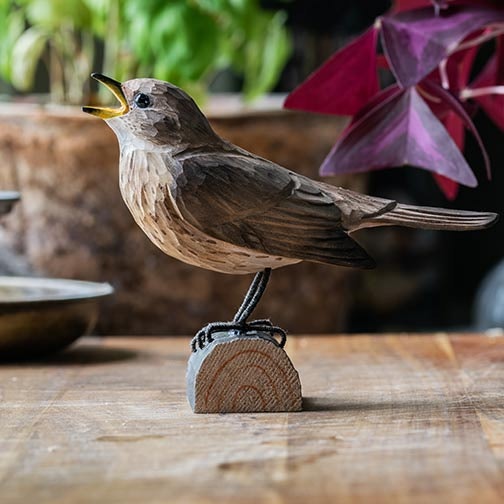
[1,0,292,104]
[285,0,504,330]
[0,0,361,335]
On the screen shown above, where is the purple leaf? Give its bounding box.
[420,79,491,179]
[419,45,480,198]
[468,50,504,131]
[320,86,477,188]
[393,0,434,12]
[433,105,464,199]
[423,78,471,199]
[441,110,465,152]
[381,6,504,88]
[497,35,504,84]
[423,44,478,112]
[284,27,379,116]
[433,173,460,199]
[351,84,402,124]
[444,44,479,91]
[393,1,501,13]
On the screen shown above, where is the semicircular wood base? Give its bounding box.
[186,331,302,413]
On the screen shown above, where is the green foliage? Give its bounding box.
[0,0,97,103]
[0,2,24,82]
[193,0,291,101]
[0,0,291,104]
[11,27,48,90]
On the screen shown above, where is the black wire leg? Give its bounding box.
[191,320,287,352]
[191,268,287,352]
[233,268,270,324]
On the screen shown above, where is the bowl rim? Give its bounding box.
[0,276,114,305]
[0,191,21,202]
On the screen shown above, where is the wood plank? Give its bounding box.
[0,333,503,504]
[187,331,302,413]
[450,335,504,471]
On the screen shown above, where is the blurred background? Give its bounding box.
[1,0,503,337]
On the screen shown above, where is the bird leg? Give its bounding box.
[191,268,287,352]
[232,268,269,324]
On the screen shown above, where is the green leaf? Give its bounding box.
[82,0,110,35]
[0,9,25,81]
[11,27,48,91]
[126,1,220,86]
[243,11,291,100]
[25,0,92,30]
[0,0,290,101]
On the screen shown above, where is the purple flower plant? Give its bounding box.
[284,0,504,199]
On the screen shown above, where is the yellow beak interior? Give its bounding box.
[82,73,129,119]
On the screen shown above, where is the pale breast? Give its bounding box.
[118,148,298,274]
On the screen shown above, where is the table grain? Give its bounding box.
[1,333,503,504]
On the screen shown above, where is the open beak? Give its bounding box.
[82,73,129,119]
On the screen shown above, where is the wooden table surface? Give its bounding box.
[1,333,503,504]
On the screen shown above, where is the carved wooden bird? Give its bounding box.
[83,74,498,350]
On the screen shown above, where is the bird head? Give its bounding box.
[82,74,218,149]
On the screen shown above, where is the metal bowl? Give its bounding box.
[0,276,113,359]
[0,191,20,215]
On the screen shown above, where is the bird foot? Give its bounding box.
[191,319,287,352]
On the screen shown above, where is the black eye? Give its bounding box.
[134,93,151,109]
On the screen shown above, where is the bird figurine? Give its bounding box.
[83,73,498,352]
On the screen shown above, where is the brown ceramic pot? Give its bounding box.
[0,99,367,335]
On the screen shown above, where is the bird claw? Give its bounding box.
[191,319,287,352]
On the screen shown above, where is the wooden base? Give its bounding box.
[186,330,302,413]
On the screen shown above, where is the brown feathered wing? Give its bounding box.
[173,153,376,269]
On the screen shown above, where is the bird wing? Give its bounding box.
[172,152,375,269]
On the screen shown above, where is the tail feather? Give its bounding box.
[369,203,498,231]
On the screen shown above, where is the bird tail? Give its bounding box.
[367,203,498,231]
